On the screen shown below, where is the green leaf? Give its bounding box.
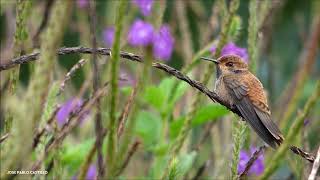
[192,104,229,126]
[170,104,229,139]
[143,86,165,110]
[169,117,185,139]
[143,78,189,112]
[134,111,162,148]
[61,139,95,171]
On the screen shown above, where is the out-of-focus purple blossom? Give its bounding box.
[152,25,174,61]
[128,19,154,47]
[56,98,83,127]
[237,147,265,175]
[304,119,310,126]
[103,27,115,48]
[248,147,264,175]
[72,164,97,180]
[77,0,89,9]
[210,42,249,63]
[132,0,154,16]
[86,164,97,180]
[119,69,136,87]
[238,150,250,174]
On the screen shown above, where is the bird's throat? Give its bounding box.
[216,66,221,79]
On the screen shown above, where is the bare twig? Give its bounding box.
[239,145,266,178]
[117,85,138,138]
[57,59,87,95]
[32,105,61,148]
[33,0,55,45]
[0,133,9,144]
[308,146,320,180]
[1,47,315,163]
[115,140,141,176]
[191,160,210,180]
[88,0,105,178]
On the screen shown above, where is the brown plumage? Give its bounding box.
[205,55,284,148]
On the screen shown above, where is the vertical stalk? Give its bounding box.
[230,119,246,180]
[106,0,128,177]
[88,0,105,178]
[27,0,72,123]
[248,0,258,73]
[9,0,30,93]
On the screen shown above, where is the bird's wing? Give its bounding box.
[223,75,283,148]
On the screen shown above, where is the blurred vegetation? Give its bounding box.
[0,0,319,179]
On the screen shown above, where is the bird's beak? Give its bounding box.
[200,57,219,64]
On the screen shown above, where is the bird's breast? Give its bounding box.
[215,77,234,106]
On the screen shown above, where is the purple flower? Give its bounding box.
[72,164,97,180]
[77,0,88,9]
[238,150,250,174]
[119,69,136,87]
[132,0,154,16]
[103,27,115,48]
[128,19,154,47]
[211,42,249,63]
[86,165,97,180]
[56,98,83,127]
[152,25,174,61]
[248,147,264,175]
[237,147,265,175]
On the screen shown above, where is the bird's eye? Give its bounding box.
[226,62,234,67]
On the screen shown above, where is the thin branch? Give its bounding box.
[117,85,138,138]
[191,160,210,180]
[88,0,104,178]
[239,145,266,178]
[0,46,316,163]
[32,105,61,148]
[57,58,88,95]
[0,133,9,144]
[33,0,55,45]
[115,140,141,176]
[308,146,320,180]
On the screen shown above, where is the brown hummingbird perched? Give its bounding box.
[201,55,284,148]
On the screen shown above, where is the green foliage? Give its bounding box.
[170,104,229,139]
[61,139,95,174]
[143,77,189,113]
[134,111,162,148]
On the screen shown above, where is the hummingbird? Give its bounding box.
[201,55,284,148]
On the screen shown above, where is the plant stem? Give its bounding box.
[231,119,246,180]
[106,0,128,177]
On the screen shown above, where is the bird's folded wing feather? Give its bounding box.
[223,75,283,148]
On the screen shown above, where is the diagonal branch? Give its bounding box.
[0,46,315,163]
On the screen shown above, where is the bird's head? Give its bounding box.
[201,55,248,76]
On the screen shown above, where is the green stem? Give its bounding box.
[260,81,320,180]
[107,0,128,177]
[9,0,31,94]
[231,120,246,180]
[248,0,258,73]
